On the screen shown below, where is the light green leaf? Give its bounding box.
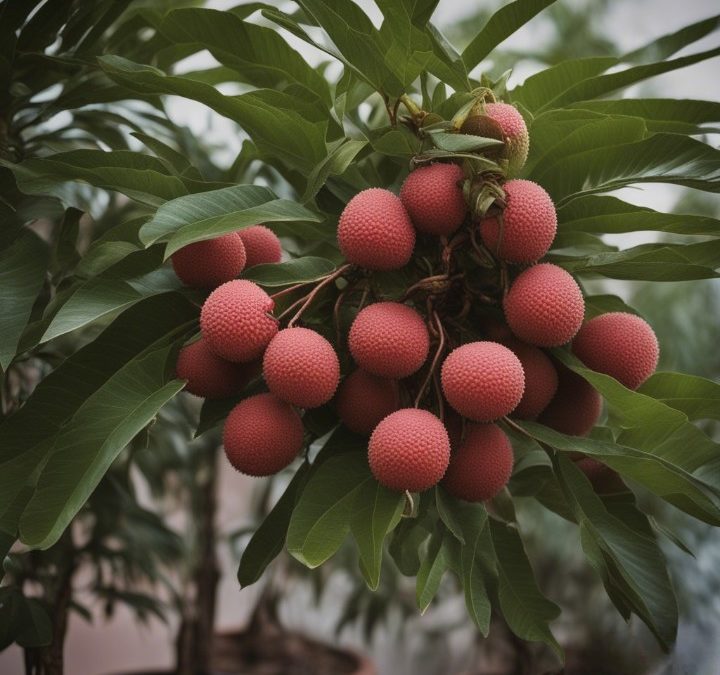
[428,131,504,153]
[638,372,720,421]
[244,257,336,287]
[287,452,373,568]
[302,139,367,202]
[0,226,49,370]
[350,480,404,589]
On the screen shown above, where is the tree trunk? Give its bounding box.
[176,443,221,675]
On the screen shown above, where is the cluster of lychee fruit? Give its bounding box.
[172,98,659,504]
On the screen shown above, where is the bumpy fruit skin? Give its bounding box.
[348,302,430,378]
[200,280,278,363]
[572,312,659,390]
[263,327,340,408]
[441,342,525,422]
[575,458,625,493]
[400,163,466,236]
[538,364,602,436]
[336,369,400,436]
[223,393,304,476]
[480,180,557,263]
[484,102,529,176]
[368,408,450,492]
[337,188,415,270]
[505,338,558,419]
[504,263,584,347]
[238,225,282,268]
[175,338,250,399]
[171,233,246,288]
[442,423,514,502]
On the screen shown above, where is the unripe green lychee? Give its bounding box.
[223,393,304,476]
[200,279,278,362]
[171,233,246,288]
[400,163,466,236]
[348,302,430,379]
[337,188,415,270]
[480,180,557,263]
[368,408,450,492]
[238,225,282,268]
[441,342,525,422]
[442,423,514,502]
[503,263,584,347]
[262,327,340,408]
[572,312,659,390]
[336,369,400,436]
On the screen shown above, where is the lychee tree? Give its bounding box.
[2,0,720,667]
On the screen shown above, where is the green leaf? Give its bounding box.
[244,257,336,287]
[638,372,720,421]
[159,8,331,104]
[0,588,52,650]
[99,56,328,172]
[584,294,640,319]
[302,139,367,202]
[0,294,197,540]
[238,463,312,587]
[435,486,465,543]
[287,452,373,568]
[130,132,203,180]
[490,520,561,653]
[416,526,450,611]
[533,134,720,205]
[558,195,720,236]
[462,0,557,72]
[389,517,431,576]
[0,226,49,370]
[555,455,678,648]
[138,184,321,255]
[350,480,404,589]
[428,131,504,153]
[41,267,181,343]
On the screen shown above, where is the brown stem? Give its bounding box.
[286,264,351,328]
[270,282,311,301]
[414,311,446,408]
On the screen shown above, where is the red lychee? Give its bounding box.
[200,279,278,363]
[335,369,400,436]
[368,408,450,492]
[442,423,514,502]
[223,393,304,476]
[171,232,246,288]
[175,337,251,399]
[400,163,466,236]
[503,263,584,347]
[538,364,602,436]
[441,342,525,422]
[574,457,625,493]
[480,180,557,263]
[337,188,415,270]
[484,102,529,176]
[504,338,558,419]
[238,225,282,268]
[262,327,340,408]
[572,312,659,390]
[348,302,430,378]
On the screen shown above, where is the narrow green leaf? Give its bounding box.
[428,131,504,152]
[638,372,720,421]
[416,527,450,611]
[244,257,336,287]
[435,486,465,543]
[302,139,367,203]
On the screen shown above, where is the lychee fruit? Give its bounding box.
[504,338,558,419]
[442,423,514,502]
[200,279,278,362]
[335,369,400,436]
[263,327,340,408]
[348,302,430,379]
[485,102,529,176]
[503,263,584,347]
[238,225,282,268]
[572,312,659,390]
[223,393,304,477]
[337,188,415,270]
[575,457,625,493]
[171,232,246,288]
[480,180,557,263]
[400,163,467,236]
[441,342,525,422]
[538,364,602,436]
[175,337,251,399]
[368,408,450,492]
